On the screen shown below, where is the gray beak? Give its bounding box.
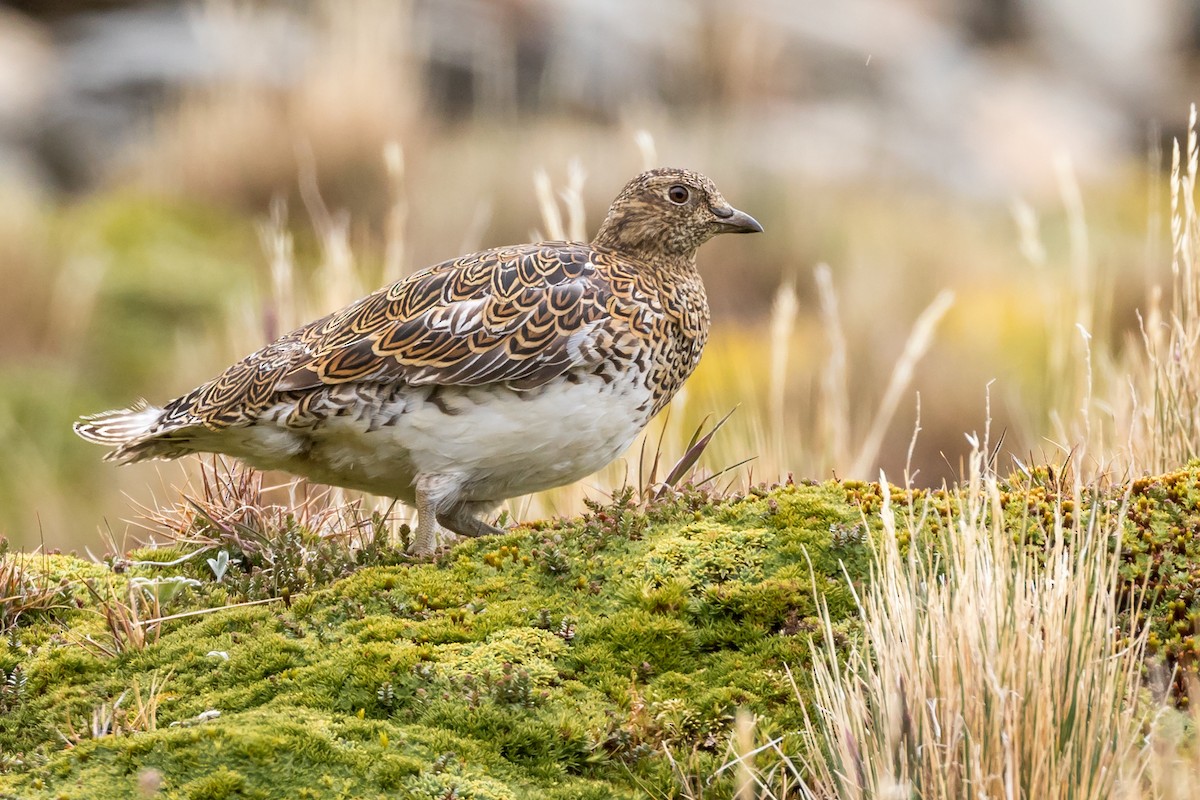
[712,206,764,234]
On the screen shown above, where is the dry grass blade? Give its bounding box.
[532,162,588,243]
[383,140,409,283]
[649,408,738,499]
[847,289,954,477]
[814,264,850,471]
[75,579,164,657]
[769,281,798,469]
[296,141,358,310]
[58,669,173,747]
[533,168,565,241]
[137,596,281,628]
[124,669,173,735]
[637,408,670,500]
[635,130,658,171]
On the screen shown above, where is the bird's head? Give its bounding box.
[591,168,762,260]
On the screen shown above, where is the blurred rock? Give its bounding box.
[0,0,1196,197]
[0,8,55,194]
[37,3,210,189]
[4,0,153,20]
[13,1,310,191]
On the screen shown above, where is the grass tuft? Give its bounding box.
[0,542,70,634]
[797,439,1147,799]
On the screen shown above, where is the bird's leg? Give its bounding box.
[409,476,444,555]
[436,501,505,539]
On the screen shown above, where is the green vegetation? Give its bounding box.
[0,479,870,799]
[1,467,1198,798]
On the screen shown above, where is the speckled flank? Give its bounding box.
[74,168,761,552]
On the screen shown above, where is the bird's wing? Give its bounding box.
[160,242,625,430]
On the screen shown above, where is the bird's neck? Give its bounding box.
[593,243,700,290]
[591,233,699,279]
[592,210,699,265]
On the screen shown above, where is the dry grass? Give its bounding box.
[132,456,406,556]
[1124,105,1200,474]
[58,669,173,747]
[712,438,1200,799]
[797,438,1147,799]
[76,578,167,657]
[1023,107,1200,480]
[0,547,69,634]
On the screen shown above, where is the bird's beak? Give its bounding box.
[712,206,764,234]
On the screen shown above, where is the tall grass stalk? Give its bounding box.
[382,141,409,283]
[796,441,1150,800]
[533,159,588,243]
[1042,154,1106,460]
[846,289,954,477]
[768,280,798,469]
[814,264,850,472]
[1129,105,1200,473]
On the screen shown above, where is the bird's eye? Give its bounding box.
[667,185,690,204]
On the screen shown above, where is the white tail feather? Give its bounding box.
[73,400,163,447]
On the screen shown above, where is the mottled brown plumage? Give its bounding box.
[75,168,762,553]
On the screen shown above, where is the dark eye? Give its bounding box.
[667,185,690,204]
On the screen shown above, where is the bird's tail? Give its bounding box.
[74,400,178,463]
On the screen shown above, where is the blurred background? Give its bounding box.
[2,0,1199,551]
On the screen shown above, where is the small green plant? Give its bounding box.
[376,680,396,711]
[0,666,26,715]
[487,662,537,707]
[531,535,572,576]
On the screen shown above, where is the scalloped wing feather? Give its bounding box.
[160,242,621,430]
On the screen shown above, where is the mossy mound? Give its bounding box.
[0,482,870,799]
[2,470,1199,798]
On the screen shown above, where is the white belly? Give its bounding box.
[218,372,653,503]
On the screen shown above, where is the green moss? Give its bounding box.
[4,472,1197,796]
[430,628,564,687]
[179,767,256,800]
[0,481,836,795]
[642,522,774,590]
[402,771,517,800]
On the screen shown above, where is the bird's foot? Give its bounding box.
[407,517,442,557]
[436,503,506,539]
[408,476,506,555]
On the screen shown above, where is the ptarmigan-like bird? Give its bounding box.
[75,168,762,554]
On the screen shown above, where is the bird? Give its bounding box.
[74,167,763,555]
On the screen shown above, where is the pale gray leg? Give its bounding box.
[436,501,505,539]
[409,474,450,555]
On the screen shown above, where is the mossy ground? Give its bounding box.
[2,470,1198,799]
[0,482,870,799]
